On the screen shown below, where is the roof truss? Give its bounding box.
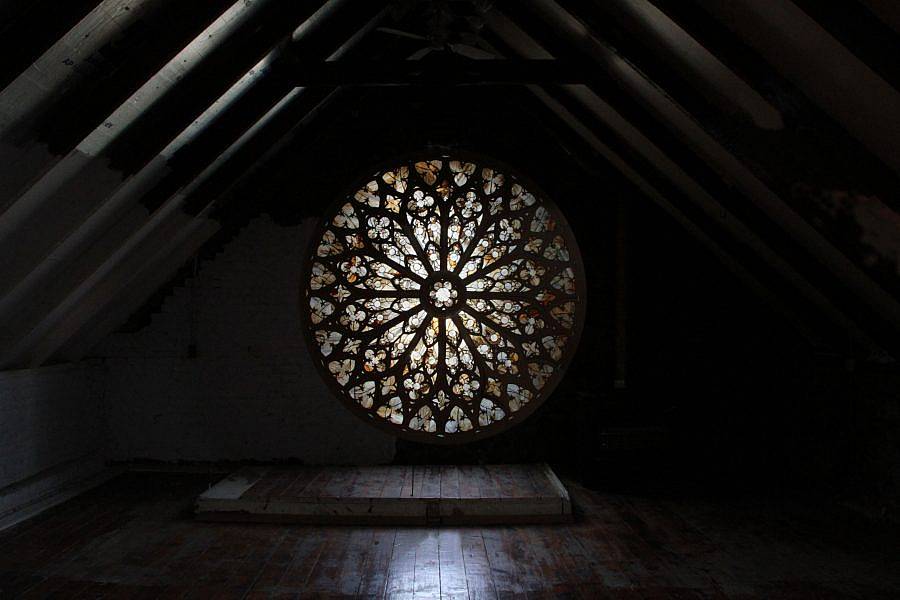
[0,0,897,370]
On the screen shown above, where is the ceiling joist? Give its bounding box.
[286,59,594,85]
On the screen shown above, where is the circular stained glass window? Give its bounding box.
[302,156,585,443]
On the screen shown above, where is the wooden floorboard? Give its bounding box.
[1,471,899,598]
[195,464,572,525]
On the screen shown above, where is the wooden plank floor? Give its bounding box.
[1,472,899,598]
[196,464,571,525]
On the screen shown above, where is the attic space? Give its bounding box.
[1,0,899,597]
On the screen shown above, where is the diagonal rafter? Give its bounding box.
[483,7,899,352]
[0,1,388,368]
[4,7,392,368]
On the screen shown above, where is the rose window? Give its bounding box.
[303,156,585,443]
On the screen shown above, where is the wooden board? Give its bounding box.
[195,464,571,525]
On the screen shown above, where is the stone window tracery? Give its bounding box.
[303,156,585,443]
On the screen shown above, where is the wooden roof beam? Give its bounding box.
[0,0,235,211]
[0,0,293,299]
[0,3,384,368]
[526,85,873,354]
[0,0,358,339]
[61,89,349,367]
[0,88,341,370]
[482,17,887,356]
[857,0,900,34]
[789,0,900,90]
[688,0,900,176]
[287,59,590,85]
[491,4,900,335]
[57,219,221,364]
[565,0,783,130]
[0,0,100,91]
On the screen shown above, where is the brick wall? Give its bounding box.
[0,362,109,528]
[96,215,396,465]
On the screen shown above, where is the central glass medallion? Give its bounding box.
[425,274,463,312]
[302,156,586,443]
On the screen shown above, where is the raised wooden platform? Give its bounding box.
[195,464,571,525]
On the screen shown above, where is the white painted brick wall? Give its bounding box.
[0,362,109,527]
[97,215,396,464]
[0,362,107,488]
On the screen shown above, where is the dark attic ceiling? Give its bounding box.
[0,0,898,370]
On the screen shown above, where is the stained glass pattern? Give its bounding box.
[303,158,584,443]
